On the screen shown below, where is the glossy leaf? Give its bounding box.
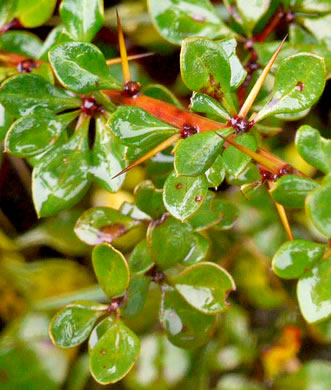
[89,317,140,384]
[49,301,106,348]
[32,119,91,217]
[148,0,228,45]
[90,116,126,193]
[121,276,150,317]
[295,125,331,174]
[134,180,166,219]
[175,130,230,177]
[270,175,319,208]
[223,134,258,177]
[180,37,235,114]
[75,207,139,246]
[297,258,331,323]
[0,74,81,117]
[190,92,230,121]
[110,106,177,147]
[92,243,130,298]
[147,215,194,269]
[0,0,18,29]
[272,240,326,279]
[172,262,236,314]
[306,183,331,238]
[0,31,42,57]
[205,155,226,188]
[214,199,239,230]
[16,0,56,28]
[50,42,121,93]
[0,103,13,142]
[255,54,326,122]
[236,0,270,33]
[160,285,215,348]
[181,233,209,266]
[163,172,208,221]
[60,0,104,42]
[39,25,73,61]
[5,111,78,157]
[296,0,331,13]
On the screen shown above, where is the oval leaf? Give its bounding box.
[129,239,154,276]
[306,183,331,238]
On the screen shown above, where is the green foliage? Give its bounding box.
[0,0,330,388]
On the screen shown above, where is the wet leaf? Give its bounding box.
[255,54,326,122]
[172,262,236,314]
[32,118,91,217]
[0,30,42,57]
[190,92,230,121]
[147,215,194,269]
[297,258,331,323]
[39,25,73,61]
[49,301,106,348]
[134,180,166,219]
[272,239,326,279]
[0,103,13,142]
[129,239,154,276]
[75,207,139,246]
[110,106,177,147]
[5,111,78,158]
[89,317,140,384]
[223,133,258,177]
[181,37,235,114]
[121,276,150,317]
[0,73,81,117]
[160,285,215,348]
[50,42,121,93]
[295,125,331,174]
[163,172,208,221]
[306,183,331,238]
[270,175,319,208]
[60,0,104,42]
[16,0,56,28]
[181,233,209,266]
[205,155,226,188]
[92,243,130,298]
[148,0,228,45]
[236,0,270,33]
[90,116,126,193]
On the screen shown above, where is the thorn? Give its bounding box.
[112,134,181,179]
[238,35,287,119]
[106,52,154,66]
[268,182,293,241]
[216,132,279,173]
[116,9,131,83]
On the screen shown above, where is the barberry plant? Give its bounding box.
[0,0,330,389]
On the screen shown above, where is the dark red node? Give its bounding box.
[181,124,198,138]
[228,115,255,134]
[81,96,105,116]
[123,81,142,97]
[17,59,36,73]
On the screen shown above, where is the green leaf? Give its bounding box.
[121,276,150,317]
[296,0,331,13]
[255,54,326,122]
[236,0,270,33]
[90,116,126,193]
[32,63,55,84]
[92,243,129,298]
[39,25,73,61]
[214,199,239,230]
[172,262,236,314]
[16,0,56,28]
[297,258,331,323]
[89,317,140,384]
[227,162,261,186]
[0,0,18,29]
[0,74,81,117]
[110,106,177,147]
[270,175,319,208]
[143,84,184,107]
[295,125,331,174]
[306,183,331,238]
[223,133,258,177]
[49,42,121,93]
[49,301,106,348]
[181,233,209,266]
[129,240,154,276]
[0,103,13,142]
[148,0,229,45]
[75,207,139,246]
[190,92,230,121]
[135,180,166,219]
[163,172,208,221]
[205,155,226,188]
[180,37,235,115]
[301,14,331,49]
[272,239,326,279]
[0,31,42,57]
[147,215,194,269]
[160,285,215,349]
[32,118,91,217]
[175,129,232,177]
[5,111,78,158]
[60,0,104,42]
